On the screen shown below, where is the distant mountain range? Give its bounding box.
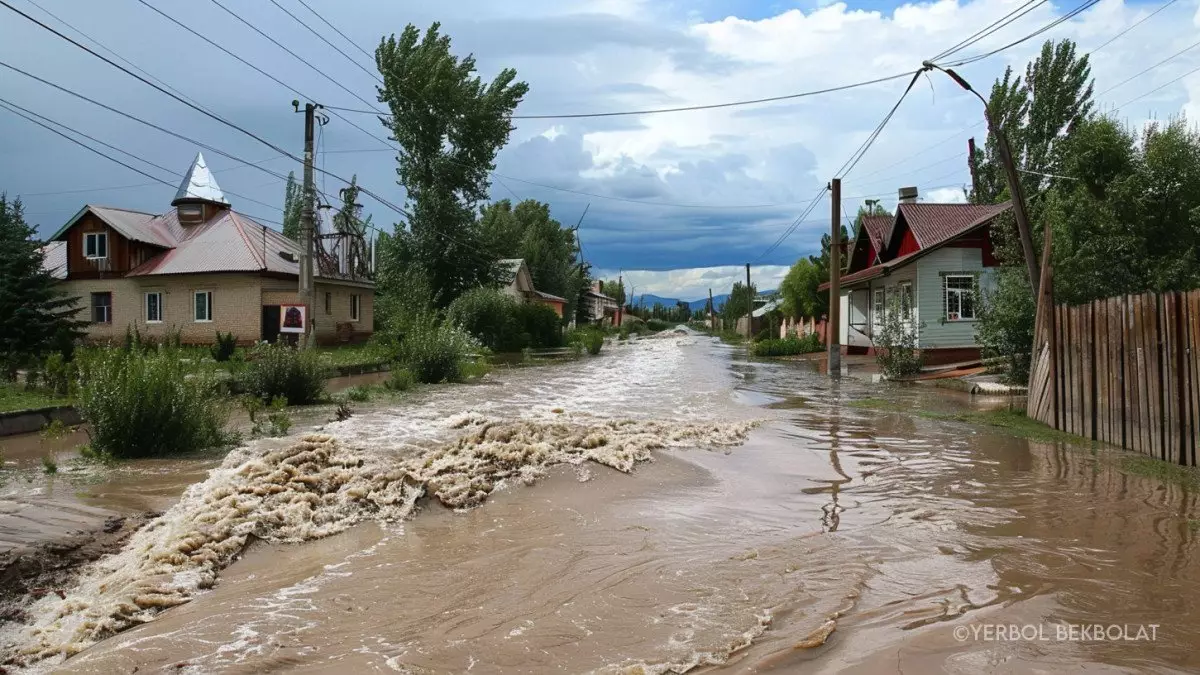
[631,291,776,312]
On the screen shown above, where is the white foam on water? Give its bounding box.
[2,408,758,668]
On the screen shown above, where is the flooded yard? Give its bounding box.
[2,331,1198,673]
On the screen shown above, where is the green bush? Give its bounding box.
[384,367,416,391]
[211,332,237,362]
[43,352,76,397]
[393,320,479,384]
[239,342,328,404]
[578,330,604,355]
[513,302,563,348]
[446,287,520,352]
[875,298,924,379]
[751,333,822,357]
[343,385,373,402]
[754,327,774,342]
[76,349,231,458]
[447,288,563,352]
[977,268,1035,384]
[646,319,671,332]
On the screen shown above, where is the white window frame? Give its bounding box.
[944,275,976,322]
[350,294,361,322]
[90,292,112,324]
[84,232,108,260]
[872,288,886,333]
[194,290,213,323]
[145,291,164,323]
[898,281,914,319]
[325,292,332,315]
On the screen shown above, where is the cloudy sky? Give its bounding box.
[2,0,1198,301]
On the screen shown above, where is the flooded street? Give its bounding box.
[3,332,1200,673]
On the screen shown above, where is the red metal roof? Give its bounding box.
[894,202,1009,250]
[861,214,892,252]
[820,201,1011,291]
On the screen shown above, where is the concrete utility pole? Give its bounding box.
[828,178,842,378]
[296,101,318,348]
[744,263,753,341]
[925,63,1040,297]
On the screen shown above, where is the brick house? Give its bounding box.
[43,152,374,345]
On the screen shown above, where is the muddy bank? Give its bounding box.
[0,510,155,626]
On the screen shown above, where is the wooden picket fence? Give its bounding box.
[1027,289,1200,466]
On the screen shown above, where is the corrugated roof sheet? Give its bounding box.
[498,258,525,284]
[533,289,567,303]
[40,241,67,280]
[172,151,229,206]
[861,214,892,252]
[822,201,1011,291]
[126,209,301,277]
[896,202,1009,249]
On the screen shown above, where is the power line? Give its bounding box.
[1095,37,1200,98]
[1114,62,1200,111]
[265,0,381,83]
[940,0,1103,67]
[754,186,829,263]
[0,0,413,222]
[130,0,398,161]
[205,0,384,115]
[294,0,376,63]
[1091,0,1180,53]
[327,71,918,120]
[834,69,926,179]
[931,0,1048,63]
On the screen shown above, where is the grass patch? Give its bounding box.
[847,399,1087,446]
[1119,455,1200,489]
[0,383,71,413]
[315,344,391,368]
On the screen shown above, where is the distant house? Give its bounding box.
[498,258,568,317]
[583,281,621,325]
[820,188,1011,365]
[43,152,375,345]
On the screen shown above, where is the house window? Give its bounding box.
[325,292,332,315]
[90,292,112,324]
[145,292,163,323]
[872,288,885,331]
[84,232,108,259]
[194,291,213,322]
[944,275,976,321]
[350,294,361,322]
[898,281,914,319]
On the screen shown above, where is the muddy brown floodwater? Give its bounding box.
[2,330,1200,673]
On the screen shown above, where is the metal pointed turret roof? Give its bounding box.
[172,151,229,206]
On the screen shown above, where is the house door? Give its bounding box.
[262,305,281,343]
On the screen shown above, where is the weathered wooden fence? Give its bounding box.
[1027,290,1200,466]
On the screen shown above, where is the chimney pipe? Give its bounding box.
[898,186,918,203]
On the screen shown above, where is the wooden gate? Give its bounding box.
[1028,289,1200,466]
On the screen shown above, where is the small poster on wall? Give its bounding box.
[280,304,306,333]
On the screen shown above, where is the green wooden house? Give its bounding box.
[822,194,1012,366]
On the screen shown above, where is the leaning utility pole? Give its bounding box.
[744,263,753,341]
[828,178,842,378]
[924,62,1039,297]
[296,100,318,348]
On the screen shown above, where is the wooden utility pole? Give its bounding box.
[700,288,710,331]
[297,101,317,348]
[828,178,842,377]
[744,263,753,340]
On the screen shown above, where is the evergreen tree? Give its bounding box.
[0,195,85,376]
[281,171,302,242]
[375,23,528,310]
[722,281,757,324]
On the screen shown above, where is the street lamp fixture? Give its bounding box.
[922,61,1041,297]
